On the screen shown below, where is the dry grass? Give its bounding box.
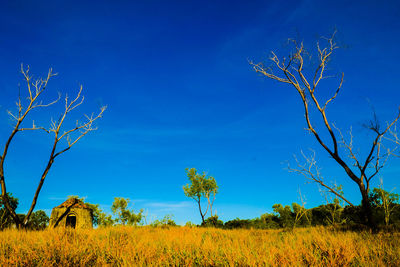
[0,226,399,266]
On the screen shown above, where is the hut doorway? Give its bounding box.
[66,214,77,228]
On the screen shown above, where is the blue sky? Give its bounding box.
[0,0,399,225]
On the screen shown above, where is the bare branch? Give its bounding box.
[32,92,61,109]
[54,106,106,158]
[323,73,344,110]
[333,124,362,171]
[386,119,400,158]
[249,60,291,84]
[23,89,106,226]
[360,111,400,183]
[287,150,354,206]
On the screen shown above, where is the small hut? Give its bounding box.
[49,198,93,229]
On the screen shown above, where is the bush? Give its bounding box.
[201,215,223,228]
[151,214,177,228]
[184,221,196,227]
[224,218,253,229]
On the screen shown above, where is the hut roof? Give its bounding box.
[56,198,91,209]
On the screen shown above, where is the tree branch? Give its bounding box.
[287,150,354,206]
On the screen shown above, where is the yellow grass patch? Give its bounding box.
[0,226,399,266]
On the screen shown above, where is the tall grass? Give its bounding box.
[0,226,399,266]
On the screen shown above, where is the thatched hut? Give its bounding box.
[49,198,93,229]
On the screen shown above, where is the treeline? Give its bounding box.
[1,187,399,230]
[204,188,400,229]
[93,187,400,229]
[206,204,400,230]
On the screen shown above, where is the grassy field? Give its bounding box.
[0,226,399,266]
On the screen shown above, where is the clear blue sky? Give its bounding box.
[0,0,399,225]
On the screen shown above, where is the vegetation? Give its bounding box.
[183,168,218,223]
[150,214,177,228]
[370,182,400,226]
[0,193,18,230]
[56,186,400,231]
[222,202,400,230]
[1,194,49,230]
[111,197,144,226]
[0,226,399,266]
[24,210,50,230]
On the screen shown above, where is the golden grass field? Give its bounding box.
[0,226,399,266]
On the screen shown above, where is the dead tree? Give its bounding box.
[250,31,400,228]
[0,65,106,228]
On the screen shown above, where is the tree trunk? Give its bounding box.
[360,187,376,229]
[197,200,205,224]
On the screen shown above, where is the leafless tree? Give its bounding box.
[0,65,106,228]
[250,31,400,228]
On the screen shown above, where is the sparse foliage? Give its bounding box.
[370,179,399,226]
[320,184,347,226]
[293,190,311,228]
[183,168,218,223]
[111,197,143,226]
[150,214,177,228]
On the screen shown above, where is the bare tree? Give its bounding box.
[0,65,106,228]
[250,31,400,228]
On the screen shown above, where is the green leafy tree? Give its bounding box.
[259,213,280,229]
[272,202,310,229]
[85,202,114,227]
[96,208,115,227]
[201,215,224,228]
[272,204,294,228]
[370,181,399,226]
[111,197,143,226]
[0,193,18,230]
[183,168,218,224]
[26,210,49,230]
